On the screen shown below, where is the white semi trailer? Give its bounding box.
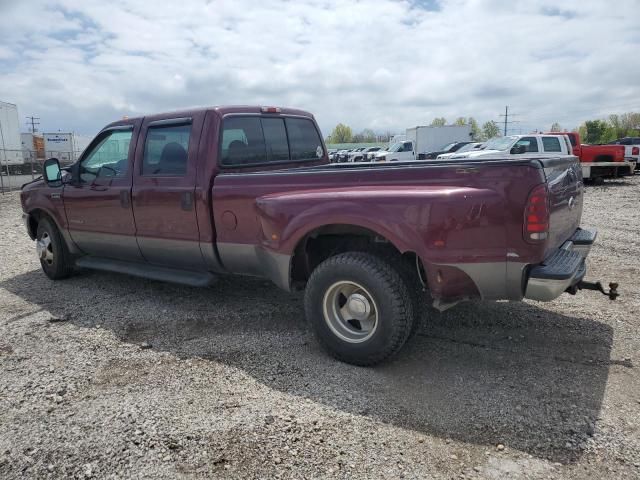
[406,125,473,157]
[0,101,24,166]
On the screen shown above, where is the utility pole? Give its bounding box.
[26,116,40,133]
[498,106,520,136]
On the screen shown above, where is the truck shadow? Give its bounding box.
[1,268,614,464]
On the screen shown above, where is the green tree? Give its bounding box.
[430,117,447,127]
[329,123,353,144]
[468,117,480,141]
[577,124,588,141]
[584,120,608,144]
[481,120,500,140]
[454,117,467,126]
[550,122,562,132]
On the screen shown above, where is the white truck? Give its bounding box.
[608,137,640,169]
[374,125,473,162]
[450,134,573,160]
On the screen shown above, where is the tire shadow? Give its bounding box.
[1,268,614,463]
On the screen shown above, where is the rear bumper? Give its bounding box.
[524,228,596,302]
[581,161,634,178]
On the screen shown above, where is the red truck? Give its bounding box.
[21,106,617,365]
[546,132,633,182]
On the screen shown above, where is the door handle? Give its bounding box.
[120,190,131,209]
[181,191,194,211]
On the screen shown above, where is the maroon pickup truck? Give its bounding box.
[20,106,616,365]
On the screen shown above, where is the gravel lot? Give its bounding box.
[1,176,639,479]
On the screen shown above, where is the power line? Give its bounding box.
[498,106,521,136]
[25,116,40,133]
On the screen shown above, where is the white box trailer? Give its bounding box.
[43,132,92,164]
[0,101,24,165]
[406,125,473,156]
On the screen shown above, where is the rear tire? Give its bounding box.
[304,252,415,366]
[36,217,73,280]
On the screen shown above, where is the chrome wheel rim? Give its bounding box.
[322,280,379,343]
[37,232,54,265]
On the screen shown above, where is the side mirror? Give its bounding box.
[510,144,527,154]
[43,158,62,185]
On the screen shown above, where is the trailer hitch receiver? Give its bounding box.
[566,281,619,300]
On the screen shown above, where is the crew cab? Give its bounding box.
[21,105,616,366]
[546,132,633,181]
[450,134,574,160]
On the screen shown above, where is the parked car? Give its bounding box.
[347,147,367,162]
[336,149,351,163]
[436,142,484,159]
[361,146,383,161]
[422,141,473,159]
[327,149,338,162]
[546,132,633,181]
[607,137,640,169]
[21,105,615,366]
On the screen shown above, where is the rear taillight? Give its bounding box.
[632,146,639,156]
[524,184,549,243]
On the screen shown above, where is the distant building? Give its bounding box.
[0,100,24,165]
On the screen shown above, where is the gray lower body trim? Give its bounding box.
[217,243,291,291]
[136,236,206,271]
[68,230,144,262]
[442,261,528,301]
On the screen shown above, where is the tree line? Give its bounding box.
[326,112,640,145]
[326,117,501,144]
[574,113,640,144]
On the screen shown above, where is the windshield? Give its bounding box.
[440,142,457,152]
[387,142,402,152]
[457,143,481,153]
[482,136,516,151]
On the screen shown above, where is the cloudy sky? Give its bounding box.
[0,0,638,137]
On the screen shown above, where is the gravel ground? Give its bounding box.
[1,176,639,479]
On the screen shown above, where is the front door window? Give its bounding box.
[80,130,133,183]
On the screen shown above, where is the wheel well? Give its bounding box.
[27,209,46,239]
[290,225,424,289]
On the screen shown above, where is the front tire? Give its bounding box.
[304,252,415,366]
[36,217,73,280]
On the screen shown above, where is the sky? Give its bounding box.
[0,0,639,138]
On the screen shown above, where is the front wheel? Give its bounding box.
[36,217,73,280]
[304,252,415,366]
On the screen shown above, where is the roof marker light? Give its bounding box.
[261,106,281,113]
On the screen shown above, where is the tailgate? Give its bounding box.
[539,156,583,252]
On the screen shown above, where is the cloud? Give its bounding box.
[0,0,639,137]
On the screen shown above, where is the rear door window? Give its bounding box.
[285,117,324,161]
[541,136,562,153]
[142,124,191,176]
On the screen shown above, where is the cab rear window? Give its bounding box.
[220,116,324,167]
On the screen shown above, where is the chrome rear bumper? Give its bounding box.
[524,228,596,302]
